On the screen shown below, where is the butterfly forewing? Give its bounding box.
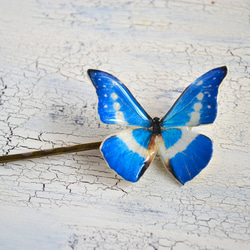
[88,69,152,127]
[161,66,227,128]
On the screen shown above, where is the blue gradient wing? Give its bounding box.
[101,128,157,182]
[161,66,227,128]
[88,69,152,127]
[158,128,213,185]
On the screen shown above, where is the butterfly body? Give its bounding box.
[152,117,162,135]
[88,67,227,184]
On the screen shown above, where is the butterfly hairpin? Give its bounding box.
[0,67,227,185]
[88,66,227,184]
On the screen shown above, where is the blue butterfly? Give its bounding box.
[88,67,227,184]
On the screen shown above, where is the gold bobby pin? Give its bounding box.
[0,141,102,164]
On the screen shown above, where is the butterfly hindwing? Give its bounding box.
[158,128,213,184]
[101,128,157,182]
[88,69,152,127]
[161,66,227,128]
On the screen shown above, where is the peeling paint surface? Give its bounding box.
[0,0,249,249]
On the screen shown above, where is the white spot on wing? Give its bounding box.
[197,80,203,86]
[187,112,200,125]
[197,93,204,100]
[194,102,202,111]
[205,91,211,97]
[115,111,127,125]
[185,101,202,126]
[111,93,118,100]
[113,102,121,111]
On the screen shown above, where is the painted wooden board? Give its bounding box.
[0,0,249,249]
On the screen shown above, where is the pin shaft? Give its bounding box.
[0,141,102,163]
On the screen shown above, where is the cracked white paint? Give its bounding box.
[0,0,250,249]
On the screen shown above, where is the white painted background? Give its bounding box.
[0,0,249,249]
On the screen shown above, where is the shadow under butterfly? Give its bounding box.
[88,66,227,185]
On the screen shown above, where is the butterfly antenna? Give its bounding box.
[0,141,102,163]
